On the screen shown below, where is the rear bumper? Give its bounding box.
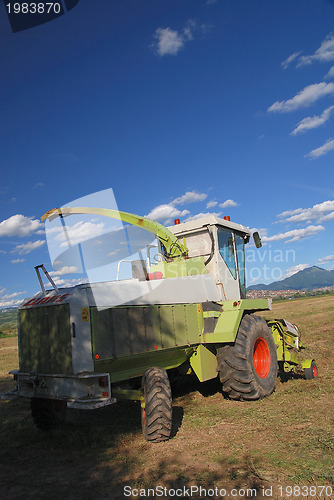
[9,370,116,408]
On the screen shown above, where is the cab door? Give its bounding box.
[216,228,246,300]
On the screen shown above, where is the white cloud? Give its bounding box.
[153,27,185,56]
[11,258,25,264]
[305,138,334,159]
[0,290,25,300]
[297,33,334,66]
[262,225,325,244]
[320,211,334,222]
[325,65,334,80]
[281,51,302,70]
[284,263,310,278]
[146,204,190,222]
[147,191,236,224]
[318,254,334,264]
[172,191,207,205]
[200,23,213,34]
[185,211,222,222]
[206,201,218,209]
[183,23,195,42]
[219,199,238,208]
[268,82,334,113]
[147,190,207,222]
[52,221,106,247]
[257,228,268,238]
[0,298,25,308]
[278,200,334,223]
[11,240,46,255]
[0,290,26,308]
[51,277,87,288]
[152,20,207,56]
[0,214,44,237]
[291,105,334,135]
[49,266,79,276]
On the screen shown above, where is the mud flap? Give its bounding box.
[190,344,218,382]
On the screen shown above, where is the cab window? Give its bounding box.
[217,228,237,279]
[235,234,246,298]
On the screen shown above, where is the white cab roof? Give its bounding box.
[167,215,252,237]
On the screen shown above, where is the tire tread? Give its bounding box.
[216,314,277,401]
[142,367,172,442]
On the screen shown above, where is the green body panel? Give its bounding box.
[94,346,193,383]
[91,300,272,383]
[149,256,207,278]
[201,298,271,344]
[90,303,202,360]
[268,320,300,366]
[189,344,218,382]
[18,304,72,374]
[112,388,143,401]
[301,359,314,370]
[281,349,299,365]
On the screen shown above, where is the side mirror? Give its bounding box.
[253,232,262,248]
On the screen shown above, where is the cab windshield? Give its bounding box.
[217,228,246,298]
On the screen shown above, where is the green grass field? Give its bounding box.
[0,309,17,338]
[0,296,333,499]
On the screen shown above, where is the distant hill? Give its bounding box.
[248,266,334,291]
[0,308,17,326]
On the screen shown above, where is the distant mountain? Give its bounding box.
[248,266,334,291]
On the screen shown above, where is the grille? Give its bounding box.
[19,304,72,374]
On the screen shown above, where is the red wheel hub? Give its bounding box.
[312,364,317,378]
[253,337,271,378]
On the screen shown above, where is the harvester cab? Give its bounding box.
[165,215,257,301]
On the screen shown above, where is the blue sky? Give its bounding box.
[1,0,334,307]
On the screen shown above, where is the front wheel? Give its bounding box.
[304,361,318,380]
[141,367,172,442]
[216,314,278,401]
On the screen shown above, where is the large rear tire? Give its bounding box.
[141,367,172,442]
[216,314,278,401]
[31,398,67,429]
